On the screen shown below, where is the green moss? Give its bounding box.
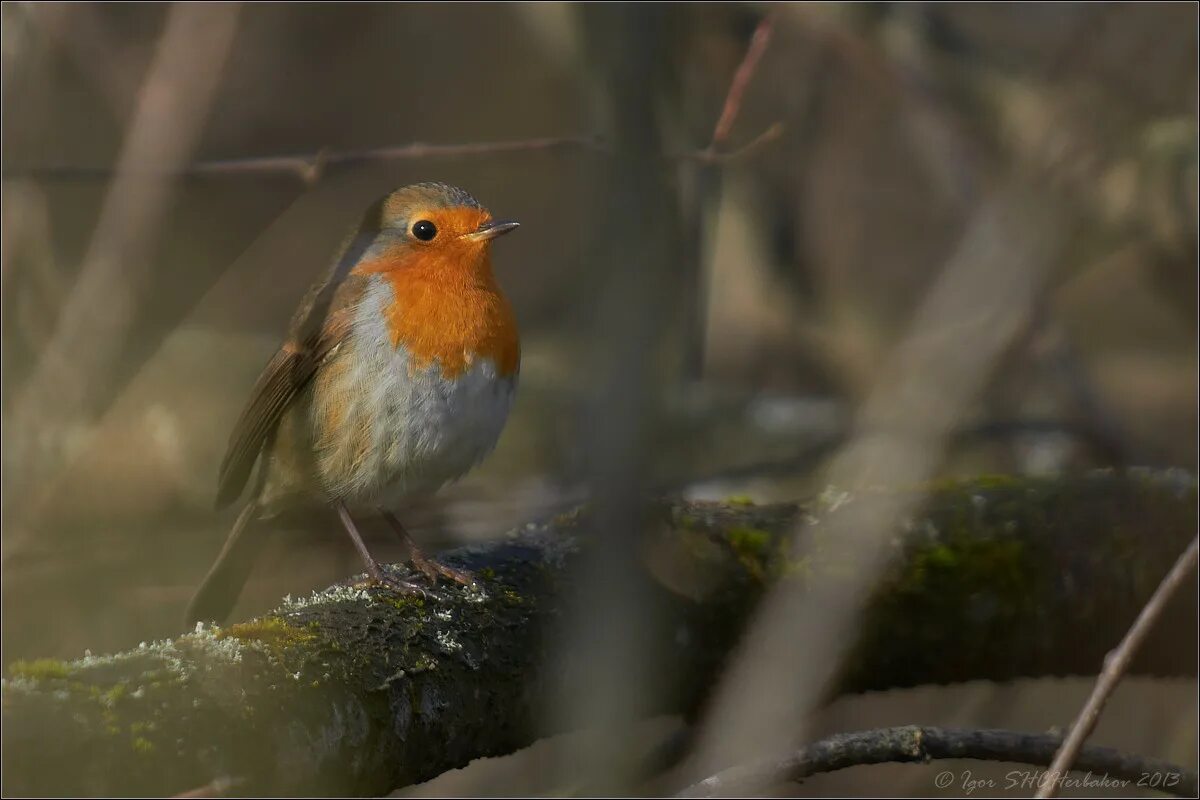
[725,495,756,507]
[726,526,774,580]
[409,654,437,674]
[500,587,524,607]
[382,595,426,612]
[217,617,318,650]
[552,508,583,528]
[773,538,812,580]
[131,736,154,755]
[9,658,70,681]
[96,683,127,708]
[922,544,957,570]
[727,526,770,556]
[863,524,1040,667]
[477,567,497,581]
[918,473,1023,497]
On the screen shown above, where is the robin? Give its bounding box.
[185,182,520,626]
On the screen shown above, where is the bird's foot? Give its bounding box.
[378,508,477,590]
[353,570,429,599]
[410,551,476,589]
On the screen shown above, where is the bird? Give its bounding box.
[185,182,520,626]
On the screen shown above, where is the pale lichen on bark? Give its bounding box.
[2,471,1195,795]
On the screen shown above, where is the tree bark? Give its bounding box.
[2,471,1196,796]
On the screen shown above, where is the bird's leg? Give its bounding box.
[335,502,425,595]
[379,508,476,587]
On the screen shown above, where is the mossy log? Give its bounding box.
[3,471,1196,796]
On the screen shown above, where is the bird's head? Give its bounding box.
[351,183,518,281]
[341,183,521,378]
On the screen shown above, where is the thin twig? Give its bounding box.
[708,13,776,151]
[1036,536,1200,799]
[682,12,779,379]
[683,122,786,165]
[2,126,787,183]
[675,725,1198,798]
[1,135,607,183]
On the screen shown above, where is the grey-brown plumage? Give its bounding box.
[187,183,519,626]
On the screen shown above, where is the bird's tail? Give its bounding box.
[185,501,270,627]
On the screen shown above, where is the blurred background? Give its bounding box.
[2,3,1196,796]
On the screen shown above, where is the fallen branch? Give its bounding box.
[674,725,1198,798]
[2,471,1195,796]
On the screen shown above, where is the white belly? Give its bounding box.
[308,279,517,505]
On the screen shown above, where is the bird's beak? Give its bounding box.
[465,219,520,242]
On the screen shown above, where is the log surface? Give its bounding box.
[2,471,1196,796]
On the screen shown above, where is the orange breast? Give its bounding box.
[355,245,519,379]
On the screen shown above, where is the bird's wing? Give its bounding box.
[216,257,372,513]
[214,205,386,509]
[213,302,355,510]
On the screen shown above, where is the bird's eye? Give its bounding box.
[411,220,438,241]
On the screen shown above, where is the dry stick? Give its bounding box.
[687,122,785,165]
[1036,536,1200,799]
[682,11,777,379]
[1,136,601,183]
[674,726,1198,798]
[707,12,776,152]
[2,128,783,184]
[160,136,603,184]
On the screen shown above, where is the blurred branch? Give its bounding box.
[3,136,605,184]
[675,725,1197,798]
[682,11,777,379]
[1037,535,1200,799]
[793,5,1196,262]
[664,415,1136,494]
[32,2,143,120]
[791,5,985,205]
[3,471,1195,796]
[0,128,787,184]
[1,183,68,350]
[685,185,1063,778]
[684,122,786,165]
[4,3,241,508]
[552,5,686,791]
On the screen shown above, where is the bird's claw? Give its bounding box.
[411,555,477,590]
[354,573,429,599]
